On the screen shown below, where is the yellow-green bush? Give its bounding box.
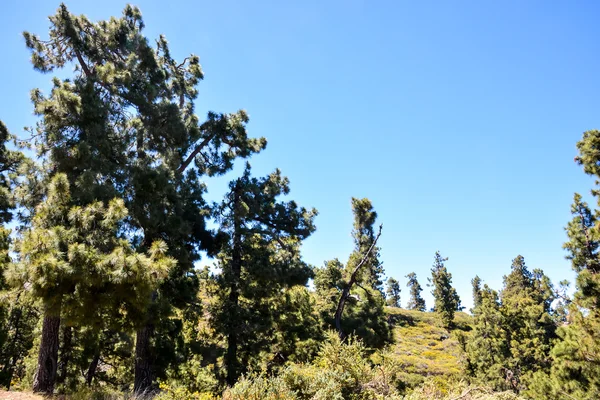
[223,333,404,400]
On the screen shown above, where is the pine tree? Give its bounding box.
[429,251,461,328]
[405,272,426,311]
[528,130,600,399]
[465,284,508,387]
[347,198,385,293]
[0,121,29,389]
[385,277,401,308]
[8,175,175,393]
[315,198,391,349]
[211,165,316,386]
[464,256,557,393]
[500,256,556,392]
[23,4,266,392]
[471,275,483,311]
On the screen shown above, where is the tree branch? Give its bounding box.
[73,48,93,78]
[177,132,216,174]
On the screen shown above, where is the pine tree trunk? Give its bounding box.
[56,325,72,385]
[32,313,61,394]
[225,185,242,387]
[134,323,153,394]
[85,351,100,386]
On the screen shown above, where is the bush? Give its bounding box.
[223,332,404,400]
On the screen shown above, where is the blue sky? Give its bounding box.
[2,0,599,310]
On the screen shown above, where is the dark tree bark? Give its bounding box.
[134,323,154,394]
[56,325,72,385]
[334,224,382,340]
[32,313,61,394]
[85,351,100,386]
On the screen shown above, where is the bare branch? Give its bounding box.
[73,48,93,78]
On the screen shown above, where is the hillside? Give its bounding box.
[385,307,472,391]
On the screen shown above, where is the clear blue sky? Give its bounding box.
[2,0,599,310]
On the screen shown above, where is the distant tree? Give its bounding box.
[464,284,507,385]
[471,275,483,311]
[385,277,401,308]
[465,256,557,394]
[429,251,461,328]
[500,256,556,393]
[405,272,426,311]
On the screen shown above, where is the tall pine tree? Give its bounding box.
[386,277,401,308]
[210,165,316,386]
[23,4,266,392]
[429,251,461,328]
[465,257,557,393]
[0,121,28,389]
[315,198,391,349]
[405,272,426,311]
[471,275,483,311]
[529,131,600,399]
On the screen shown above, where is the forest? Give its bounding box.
[0,4,599,400]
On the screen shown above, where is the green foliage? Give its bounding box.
[21,3,267,390]
[463,256,556,393]
[224,333,403,400]
[0,120,28,389]
[10,174,174,326]
[527,132,600,399]
[386,277,401,308]
[406,272,426,311]
[347,198,384,292]
[471,275,482,311]
[0,292,38,389]
[429,252,461,328]
[314,199,391,349]
[4,3,595,399]
[210,165,317,384]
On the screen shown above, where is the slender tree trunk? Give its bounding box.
[32,313,61,394]
[134,323,154,394]
[226,185,242,387]
[56,325,72,385]
[86,351,100,386]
